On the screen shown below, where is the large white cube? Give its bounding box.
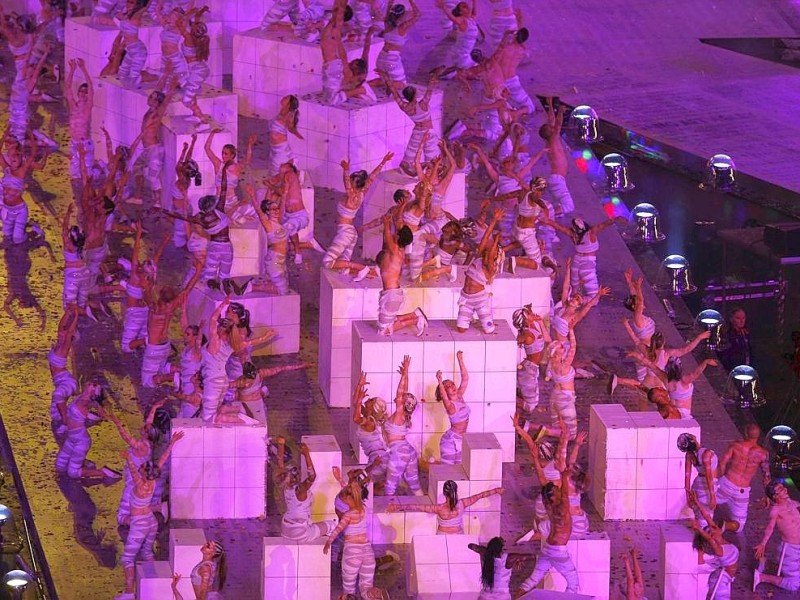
[233,28,383,118]
[300,434,341,519]
[319,268,551,409]
[350,319,518,462]
[64,17,224,88]
[206,0,271,73]
[170,419,267,520]
[462,432,503,481]
[261,537,331,600]
[540,533,612,599]
[362,169,467,259]
[588,405,700,521]
[294,89,444,191]
[407,534,482,598]
[186,286,301,356]
[659,524,710,600]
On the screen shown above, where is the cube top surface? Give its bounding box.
[353,319,515,344]
[240,27,370,52]
[463,432,503,450]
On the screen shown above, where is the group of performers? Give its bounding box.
[0,0,795,599]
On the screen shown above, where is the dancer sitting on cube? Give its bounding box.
[274,436,337,541]
[374,214,428,336]
[321,0,376,105]
[375,0,420,91]
[180,7,212,123]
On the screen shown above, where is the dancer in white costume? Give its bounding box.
[384,356,423,495]
[678,433,718,528]
[117,431,184,599]
[60,203,93,310]
[622,267,656,383]
[469,537,536,600]
[322,153,392,270]
[159,8,189,88]
[714,424,771,534]
[375,0,420,91]
[170,540,226,600]
[382,72,441,175]
[180,10,212,122]
[512,305,550,428]
[134,79,180,204]
[435,351,471,464]
[1,138,37,245]
[120,221,159,353]
[267,95,303,176]
[754,480,800,593]
[539,98,574,215]
[438,0,479,70]
[245,183,290,295]
[205,129,253,215]
[542,215,625,298]
[389,479,503,534]
[274,436,336,542]
[518,470,580,595]
[55,378,119,480]
[548,329,579,439]
[324,481,389,600]
[456,209,504,334]
[492,27,535,114]
[116,2,149,89]
[48,307,79,430]
[65,58,94,180]
[352,372,389,484]
[107,399,165,525]
[688,494,739,600]
[488,0,519,52]
[321,0,375,106]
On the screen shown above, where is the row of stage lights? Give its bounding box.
[571,106,800,476]
[0,504,35,599]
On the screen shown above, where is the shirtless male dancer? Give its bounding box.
[716,423,771,533]
[754,479,800,593]
[66,58,94,181]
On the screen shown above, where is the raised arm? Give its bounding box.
[476,209,503,255]
[512,414,548,485]
[518,148,547,179]
[65,59,76,104]
[157,430,185,470]
[205,128,222,169]
[684,358,717,384]
[669,331,711,359]
[366,152,394,189]
[296,442,317,494]
[62,203,75,243]
[394,356,411,407]
[352,372,369,426]
[461,486,503,509]
[456,350,469,396]
[436,0,459,24]
[78,58,94,104]
[382,213,398,253]
[468,143,498,182]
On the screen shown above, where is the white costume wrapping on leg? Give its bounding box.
[140,341,171,388]
[63,266,93,308]
[385,440,421,494]
[377,288,404,335]
[203,240,233,281]
[550,389,578,439]
[261,0,300,27]
[570,253,598,298]
[322,59,345,105]
[182,60,209,108]
[342,542,376,597]
[263,249,290,294]
[322,224,357,268]
[2,200,28,245]
[121,306,149,353]
[457,289,495,333]
[376,49,406,86]
[118,40,148,88]
[547,173,575,214]
[439,429,463,464]
[715,476,750,532]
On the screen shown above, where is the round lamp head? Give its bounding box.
[725,365,764,408]
[700,153,736,191]
[624,203,665,243]
[696,309,726,350]
[3,570,32,590]
[766,425,798,474]
[0,504,10,527]
[655,254,697,295]
[601,153,634,192]
[568,105,600,143]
